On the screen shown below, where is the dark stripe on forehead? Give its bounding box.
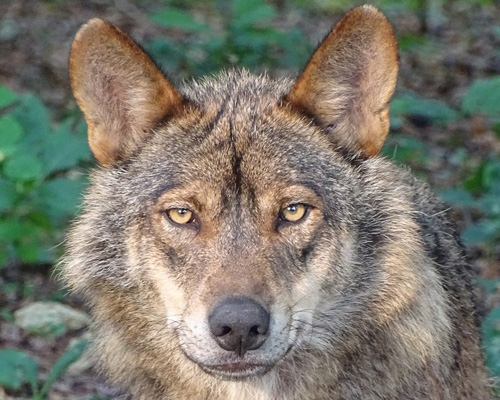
[204,103,225,135]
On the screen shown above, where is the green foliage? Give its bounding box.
[0,339,87,399]
[33,339,88,400]
[151,8,210,32]
[482,306,500,378]
[0,85,92,268]
[382,135,430,168]
[0,349,38,393]
[147,0,312,78]
[462,76,500,117]
[390,91,458,129]
[387,77,500,253]
[442,159,500,248]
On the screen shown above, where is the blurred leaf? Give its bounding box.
[40,118,92,175]
[464,160,500,194]
[0,308,14,322]
[439,187,476,208]
[478,278,500,295]
[482,160,500,192]
[0,178,18,212]
[382,136,428,166]
[0,219,38,241]
[17,241,40,264]
[3,153,43,181]
[151,8,209,32]
[37,177,87,222]
[461,219,500,246]
[0,349,38,391]
[276,28,311,68]
[0,114,23,160]
[11,94,51,146]
[397,34,429,52]
[232,0,275,27]
[462,76,500,116]
[146,38,186,72]
[483,306,500,377]
[391,92,458,126]
[35,339,88,400]
[0,85,17,108]
[477,194,500,215]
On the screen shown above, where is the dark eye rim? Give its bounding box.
[277,203,311,227]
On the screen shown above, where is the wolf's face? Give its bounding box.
[66,5,398,382]
[116,73,363,379]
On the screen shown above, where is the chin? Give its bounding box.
[199,362,273,381]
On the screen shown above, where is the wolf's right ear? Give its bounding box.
[70,19,184,166]
[286,5,398,157]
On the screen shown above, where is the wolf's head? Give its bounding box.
[65,5,402,384]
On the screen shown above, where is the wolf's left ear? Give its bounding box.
[70,19,184,166]
[286,5,398,157]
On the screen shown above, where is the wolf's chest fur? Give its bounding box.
[64,5,490,399]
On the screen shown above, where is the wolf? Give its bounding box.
[63,4,491,399]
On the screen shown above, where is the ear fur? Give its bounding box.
[287,5,399,157]
[69,19,184,165]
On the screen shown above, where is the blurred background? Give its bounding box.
[0,0,499,398]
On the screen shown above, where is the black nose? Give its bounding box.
[208,296,270,357]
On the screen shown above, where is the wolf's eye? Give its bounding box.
[280,204,307,223]
[167,208,194,225]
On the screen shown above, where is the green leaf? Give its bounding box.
[464,160,500,194]
[17,241,40,264]
[382,136,428,165]
[483,160,500,191]
[439,187,476,208]
[477,194,500,216]
[232,0,275,27]
[391,92,458,126]
[40,118,92,175]
[0,349,38,391]
[150,8,209,32]
[0,178,18,211]
[0,114,24,160]
[0,219,37,241]
[462,76,500,116]
[11,94,51,147]
[396,34,429,52]
[483,306,500,377]
[478,278,500,295]
[37,177,87,222]
[0,85,17,108]
[146,38,185,72]
[36,339,88,400]
[461,219,500,246]
[3,153,43,181]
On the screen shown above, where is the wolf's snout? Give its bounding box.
[208,297,270,357]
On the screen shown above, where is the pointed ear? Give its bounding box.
[69,19,184,165]
[287,5,398,157]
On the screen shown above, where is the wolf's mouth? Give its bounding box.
[199,362,272,380]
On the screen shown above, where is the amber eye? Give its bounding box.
[167,208,194,225]
[280,204,307,223]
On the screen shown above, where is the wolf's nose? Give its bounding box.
[208,297,270,357]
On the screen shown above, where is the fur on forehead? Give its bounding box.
[179,70,294,119]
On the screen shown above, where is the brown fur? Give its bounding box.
[63,5,491,399]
